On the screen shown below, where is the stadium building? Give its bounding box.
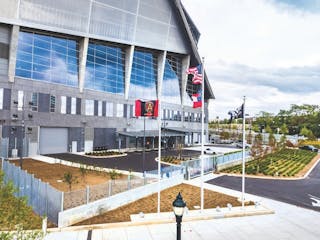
[0,0,214,157]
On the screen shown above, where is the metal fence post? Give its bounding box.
[30,174,34,207]
[86,185,90,204]
[108,180,112,197]
[127,175,131,190]
[61,192,64,212]
[45,182,48,218]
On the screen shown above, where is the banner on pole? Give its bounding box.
[135,100,159,117]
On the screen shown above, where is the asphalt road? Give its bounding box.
[46,149,198,173]
[207,157,320,212]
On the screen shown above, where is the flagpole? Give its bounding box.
[157,100,161,214]
[241,96,246,209]
[200,57,205,212]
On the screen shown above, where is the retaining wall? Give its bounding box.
[58,174,184,227]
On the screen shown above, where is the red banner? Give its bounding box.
[135,100,159,117]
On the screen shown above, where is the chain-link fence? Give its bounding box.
[63,176,157,209]
[181,151,251,179]
[1,157,189,225]
[1,158,63,225]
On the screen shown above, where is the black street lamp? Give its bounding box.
[172,192,186,240]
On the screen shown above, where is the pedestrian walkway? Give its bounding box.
[44,174,320,240]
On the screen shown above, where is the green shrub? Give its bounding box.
[0,171,42,231]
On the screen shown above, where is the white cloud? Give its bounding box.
[183,0,320,68]
[182,0,320,120]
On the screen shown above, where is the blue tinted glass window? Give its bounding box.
[85,42,125,94]
[129,49,157,100]
[162,55,182,105]
[15,31,79,87]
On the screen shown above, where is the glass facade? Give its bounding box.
[129,49,157,100]
[162,55,182,104]
[85,41,125,94]
[15,31,79,86]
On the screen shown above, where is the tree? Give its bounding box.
[63,172,78,191]
[0,171,43,232]
[250,134,263,174]
[278,135,287,150]
[219,131,230,140]
[300,126,315,140]
[79,165,88,184]
[268,132,276,152]
[107,168,121,183]
[280,123,289,135]
[265,125,273,134]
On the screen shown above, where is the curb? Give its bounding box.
[47,205,274,233]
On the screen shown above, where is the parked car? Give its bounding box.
[204,148,216,155]
[235,141,250,149]
[299,145,318,152]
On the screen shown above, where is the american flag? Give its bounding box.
[186,64,203,85]
[192,91,202,108]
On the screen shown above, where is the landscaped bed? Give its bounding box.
[10,159,127,192]
[74,183,253,226]
[222,148,318,177]
[85,150,125,158]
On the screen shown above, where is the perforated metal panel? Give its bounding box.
[95,0,138,13]
[19,0,90,32]
[1,0,190,54]
[89,2,135,42]
[0,0,18,19]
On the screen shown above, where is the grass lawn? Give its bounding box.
[222,148,318,177]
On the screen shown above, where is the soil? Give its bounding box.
[74,183,253,226]
[10,159,128,192]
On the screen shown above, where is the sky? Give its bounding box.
[181,0,320,120]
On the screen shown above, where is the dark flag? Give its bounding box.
[135,100,159,117]
[228,104,244,123]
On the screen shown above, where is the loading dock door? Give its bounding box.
[40,128,68,154]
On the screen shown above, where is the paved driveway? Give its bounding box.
[46,149,198,173]
[207,158,320,212]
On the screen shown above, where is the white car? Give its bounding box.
[204,148,216,155]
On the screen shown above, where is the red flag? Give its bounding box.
[192,92,202,108]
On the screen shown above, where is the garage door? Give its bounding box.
[40,128,68,154]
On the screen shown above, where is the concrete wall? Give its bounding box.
[58,174,184,227]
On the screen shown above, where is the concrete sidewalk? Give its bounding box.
[44,175,320,240]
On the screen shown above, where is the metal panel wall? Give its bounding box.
[19,0,90,32]
[0,0,18,19]
[0,0,189,54]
